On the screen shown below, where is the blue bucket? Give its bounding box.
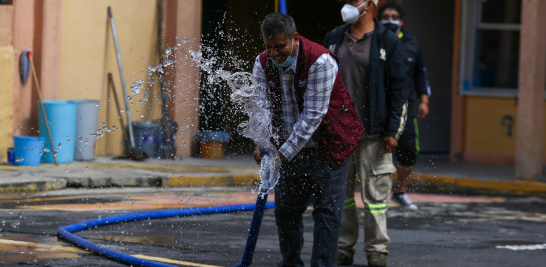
[38,100,78,164]
[13,136,45,166]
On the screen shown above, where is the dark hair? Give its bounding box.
[261,13,297,39]
[377,2,405,20]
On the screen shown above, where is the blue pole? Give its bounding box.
[279,0,287,14]
[232,194,269,267]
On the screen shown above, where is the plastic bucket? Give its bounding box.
[195,131,231,159]
[131,121,158,158]
[13,136,45,166]
[38,100,78,164]
[73,99,99,161]
[199,141,225,159]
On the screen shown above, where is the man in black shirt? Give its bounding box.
[378,2,431,211]
[324,1,408,266]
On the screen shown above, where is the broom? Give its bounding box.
[27,50,58,166]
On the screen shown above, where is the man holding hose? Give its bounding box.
[251,12,363,267]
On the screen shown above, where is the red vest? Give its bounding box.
[259,36,364,168]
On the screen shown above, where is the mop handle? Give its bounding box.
[27,51,59,166]
[108,7,136,149]
[233,194,269,267]
[107,74,130,145]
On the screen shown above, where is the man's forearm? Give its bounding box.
[279,54,337,161]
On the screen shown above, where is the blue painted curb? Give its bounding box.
[58,201,275,267]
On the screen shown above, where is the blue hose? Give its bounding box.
[58,201,275,267]
[232,194,269,267]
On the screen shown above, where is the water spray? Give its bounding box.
[60,8,281,264]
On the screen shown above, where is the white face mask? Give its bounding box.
[341,1,369,24]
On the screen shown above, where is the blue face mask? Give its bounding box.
[271,39,296,68]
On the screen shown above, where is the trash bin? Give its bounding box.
[38,100,77,164]
[195,131,231,159]
[130,121,159,158]
[73,99,100,161]
[13,136,45,166]
[153,119,178,158]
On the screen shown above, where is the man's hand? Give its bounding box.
[274,152,283,169]
[417,95,429,120]
[383,136,398,153]
[254,146,285,168]
[253,146,262,165]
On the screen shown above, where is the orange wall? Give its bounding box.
[60,0,163,156]
[463,96,546,163]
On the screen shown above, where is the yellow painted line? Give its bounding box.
[0,162,258,174]
[132,254,220,267]
[410,174,546,193]
[0,239,220,267]
[4,161,546,194]
[0,192,202,203]
[0,238,86,253]
[0,182,64,193]
[167,174,259,187]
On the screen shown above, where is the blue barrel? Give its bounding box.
[38,100,78,164]
[13,136,45,166]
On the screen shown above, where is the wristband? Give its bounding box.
[422,101,429,107]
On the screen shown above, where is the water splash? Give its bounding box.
[130,80,144,95]
[96,129,104,138]
[189,49,280,197]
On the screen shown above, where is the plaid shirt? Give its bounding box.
[252,51,338,161]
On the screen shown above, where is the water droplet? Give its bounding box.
[96,129,104,138]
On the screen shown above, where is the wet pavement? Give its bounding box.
[0,187,544,266]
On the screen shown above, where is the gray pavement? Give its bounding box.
[77,153,259,170]
[0,187,545,266]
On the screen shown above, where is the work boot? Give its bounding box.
[336,252,353,266]
[391,192,418,210]
[367,252,387,267]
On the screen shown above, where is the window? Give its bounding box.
[459,0,521,97]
